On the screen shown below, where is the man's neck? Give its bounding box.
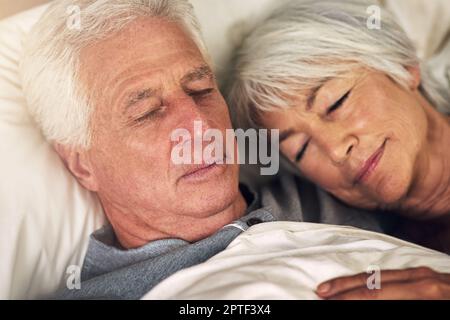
[399,97,450,218]
[100,191,248,249]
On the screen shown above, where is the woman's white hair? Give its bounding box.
[227,0,450,129]
[20,0,207,148]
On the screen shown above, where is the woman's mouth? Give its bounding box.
[354,139,387,185]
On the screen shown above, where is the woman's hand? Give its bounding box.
[316,267,450,300]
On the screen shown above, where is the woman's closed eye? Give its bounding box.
[295,139,310,162]
[326,90,351,115]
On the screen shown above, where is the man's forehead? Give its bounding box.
[80,16,203,79]
[79,17,209,108]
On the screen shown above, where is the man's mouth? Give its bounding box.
[354,139,388,185]
[182,162,219,179]
[179,153,227,183]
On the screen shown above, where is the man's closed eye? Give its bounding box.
[135,106,166,124]
[188,88,214,101]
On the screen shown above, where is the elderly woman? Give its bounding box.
[228,0,450,299]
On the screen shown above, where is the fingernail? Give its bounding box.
[317,282,331,294]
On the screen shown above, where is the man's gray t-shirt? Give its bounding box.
[57,175,382,299]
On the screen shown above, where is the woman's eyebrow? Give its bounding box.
[279,128,295,142]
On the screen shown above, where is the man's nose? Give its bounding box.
[177,97,213,138]
[316,124,358,165]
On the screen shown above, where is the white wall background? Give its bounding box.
[0,0,50,19]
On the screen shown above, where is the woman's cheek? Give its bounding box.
[302,155,343,190]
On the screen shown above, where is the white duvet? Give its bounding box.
[143,222,450,299]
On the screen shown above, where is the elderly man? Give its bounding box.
[20,0,381,299]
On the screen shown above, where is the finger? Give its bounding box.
[316,267,438,298]
[370,267,438,283]
[316,273,367,297]
[327,278,450,300]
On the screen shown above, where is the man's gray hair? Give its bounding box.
[20,0,207,148]
[227,0,450,129]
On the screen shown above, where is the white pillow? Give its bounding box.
[0,0,285,300]
[0,5,106,299]
[384,0,450,59]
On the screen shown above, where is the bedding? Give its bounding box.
[56,176,386,300]
[143,222,450,299]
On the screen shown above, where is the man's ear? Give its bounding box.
[407,65,421,90]
[53,143,99,192]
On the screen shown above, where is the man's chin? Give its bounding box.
[175,172,241,218]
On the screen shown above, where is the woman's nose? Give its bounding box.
[317,126,358,165]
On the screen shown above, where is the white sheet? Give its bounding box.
[143,222,450,299]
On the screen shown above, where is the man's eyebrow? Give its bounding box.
[279,128,295,143]
[181,65,214,85]
[126,88,156,109]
